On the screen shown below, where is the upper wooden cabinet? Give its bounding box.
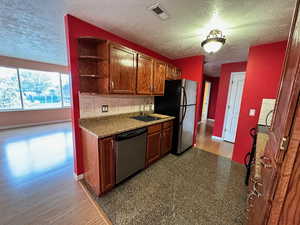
[153,61,166,95]
[137,54,154,95]
[77,37,181,95]
[166,64,181,80]
[109,43,137,94]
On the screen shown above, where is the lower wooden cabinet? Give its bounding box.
[81,129,115,196]
[146,125,162,166]
[161,125,173,156]
[81,119,173,196]
[99,137,115,193]
[146,121,173,166]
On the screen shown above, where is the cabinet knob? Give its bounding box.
[111,81,115,89]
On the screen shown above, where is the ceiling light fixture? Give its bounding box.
[201,29,226,54]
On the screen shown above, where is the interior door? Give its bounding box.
[109,43,136,94]
[136,54,153,95]
[262,1,300,223]
[223,72,245,143]
[201,81,211,121]
[153,61,166,95]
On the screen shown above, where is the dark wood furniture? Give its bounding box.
[146,124,162,166]
[153,61,166,95]
[81,119,173,196]
[166,64,181,80]
[247,1,300,224]
[77,37,181,95]
[109,43,137,94]
[136,54,154,95]
[81,131,115,196]
[77,37,109,94]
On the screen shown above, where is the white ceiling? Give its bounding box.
[0,0,295,76]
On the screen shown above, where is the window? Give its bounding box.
[0,66,71,111]
[19,69,62,109]
[61,74,71,107]
[0,67,22,111]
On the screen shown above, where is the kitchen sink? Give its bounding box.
[131,115,161,122]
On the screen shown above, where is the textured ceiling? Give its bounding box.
[0,0,296,76]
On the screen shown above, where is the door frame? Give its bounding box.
[222,72,246,142]
[201,81,212,122]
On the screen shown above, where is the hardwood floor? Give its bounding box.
[0,123,109,225]
[195,120,234,159]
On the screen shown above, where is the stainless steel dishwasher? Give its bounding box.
[115,127,147,184]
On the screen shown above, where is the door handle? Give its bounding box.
[260,155,272,169]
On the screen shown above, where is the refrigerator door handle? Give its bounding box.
[180,87,188,124]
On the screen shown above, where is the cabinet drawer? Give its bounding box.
[148,124,161,134]
[163,120,173,129]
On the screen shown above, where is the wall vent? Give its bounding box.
[148,3,169,20]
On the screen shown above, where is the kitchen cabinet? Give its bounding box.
[161,121,173,156]
[99,137,115,193]
[146,124,162,166]
[109,43,137,94]
[76,37,182,95]
[167,64,181,80]
[136,54,154,95]
[81,130,115,196]
[153,61,166,95]
[77,37,109,94]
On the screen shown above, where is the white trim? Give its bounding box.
[207,118,215,122]
[211,135,224,141]
[0,119,71,130]
[73,173,84,181]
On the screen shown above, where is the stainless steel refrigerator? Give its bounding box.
[155,79,198,155]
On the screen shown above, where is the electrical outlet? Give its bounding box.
[102,105,108,113]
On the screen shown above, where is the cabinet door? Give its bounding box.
[166,64,174,80]
[109,44,136,94]
[137,54,154,94]
[161,127,173,156]
[153,61,166,95]
[146,131,161,166]
[100,137,115,193]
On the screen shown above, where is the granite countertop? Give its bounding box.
[254,125,270,179]
[79,112,175,138]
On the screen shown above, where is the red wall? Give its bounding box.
[205,76,219,120]
[173,56,205,145]
[65,15,204,175]
[232,41,287,163]
[213,62,247,137]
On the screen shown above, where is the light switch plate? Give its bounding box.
[102,105,108,113]
[249,109,256,117]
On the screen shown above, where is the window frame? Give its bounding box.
[0,66,71,112]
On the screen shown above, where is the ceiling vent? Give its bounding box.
[148,3,169,20]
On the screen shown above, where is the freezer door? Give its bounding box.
[183,79,198,105]
[177,105,196,154]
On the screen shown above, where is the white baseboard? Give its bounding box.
[211,135,224,141]
[73,173,84,181]
[0,119,71,130]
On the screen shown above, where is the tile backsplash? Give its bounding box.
[79,94,154,118]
